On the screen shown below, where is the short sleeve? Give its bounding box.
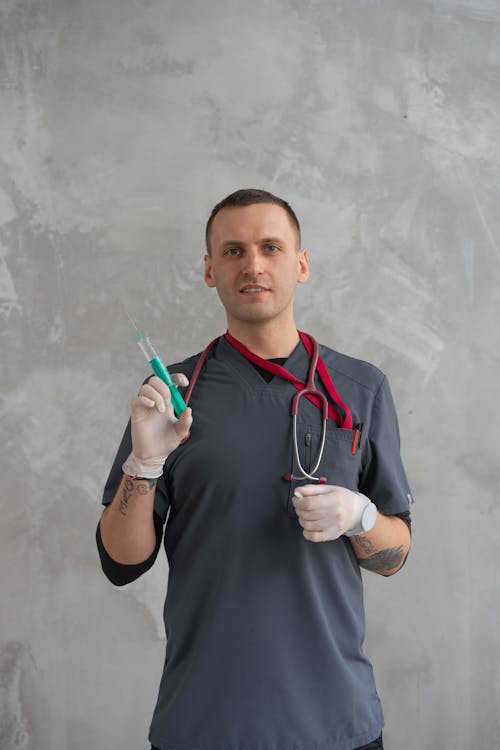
[101,417,171,522]
[358,375,413,516]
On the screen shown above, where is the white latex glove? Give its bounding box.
[292,484,366,542]
[122,374,193,479]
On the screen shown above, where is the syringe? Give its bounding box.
[126,313,187,418]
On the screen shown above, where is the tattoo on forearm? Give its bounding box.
[357,545,405,573]
[118,479,134,516]
[135,478,157,494]
[118,478,157,515]
[352,535,375,555]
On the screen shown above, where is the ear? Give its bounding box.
[204,254,216,288]
[297,249,310,284]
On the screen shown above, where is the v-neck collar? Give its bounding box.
[216,335,309,387]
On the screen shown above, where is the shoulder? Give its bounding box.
[166,337,223,378]
[167,351,206,379]
[318,342,386,396]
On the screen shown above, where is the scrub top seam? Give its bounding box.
[322,362,385,397]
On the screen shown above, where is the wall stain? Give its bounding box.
[0,641,33,750]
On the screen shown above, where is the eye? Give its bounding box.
[265,245,279,253]
[223,247,241,256]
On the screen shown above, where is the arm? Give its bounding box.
[292,485,411,577]
[97,374,192,578]
[348,512,411,577]
[99,475,158,565]
[97,505,164,587]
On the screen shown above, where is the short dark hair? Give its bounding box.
[205,188,301,254]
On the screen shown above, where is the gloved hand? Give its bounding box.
[122,374,193,479]
[292,484,370,542]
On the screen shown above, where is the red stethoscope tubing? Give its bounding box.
[183,336,219,406]
[297,332,352,429]
[183,332,354,484]
[185,332,352,424]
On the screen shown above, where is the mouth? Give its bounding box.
[240,285,270,294]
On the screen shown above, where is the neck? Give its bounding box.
[226,321,300,359]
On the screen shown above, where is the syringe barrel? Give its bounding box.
[137,336,157,362]
[137,335,187,416]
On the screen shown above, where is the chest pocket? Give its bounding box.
[285,420,363,517]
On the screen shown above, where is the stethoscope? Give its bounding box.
[285,338,330,484]
[183,332,357,484]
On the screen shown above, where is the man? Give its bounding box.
[97,188,412,750]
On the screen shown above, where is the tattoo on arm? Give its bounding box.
[357,545,405,573]
[135,478,158,494]
[118,479,134,516]
[118,478,157,515]
[351,535,375,555]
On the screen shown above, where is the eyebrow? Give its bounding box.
[220,236,284,248]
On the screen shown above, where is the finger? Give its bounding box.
[294,484,335,497]
[303,526,341,543]
[131,394,156,410]
[293,494,326,512]
[296,508,327,521]
[140,383,171,413]
[298,518,325,532]
[171,372,189,388]
[146,376,172,401]
[174,407,193,440]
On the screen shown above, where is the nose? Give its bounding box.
[241,247,264,276]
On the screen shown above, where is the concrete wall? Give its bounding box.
[1,1,499,748]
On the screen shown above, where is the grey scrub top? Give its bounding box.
[102,335,412,750]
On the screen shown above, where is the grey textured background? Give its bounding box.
[1,1,499,749]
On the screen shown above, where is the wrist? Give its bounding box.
[344,493,377,537]
[122,452,167,480]
[123,475,158,487]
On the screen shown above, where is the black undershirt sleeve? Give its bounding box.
[96,510,164,587]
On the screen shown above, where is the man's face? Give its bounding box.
[204,203,309,329]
